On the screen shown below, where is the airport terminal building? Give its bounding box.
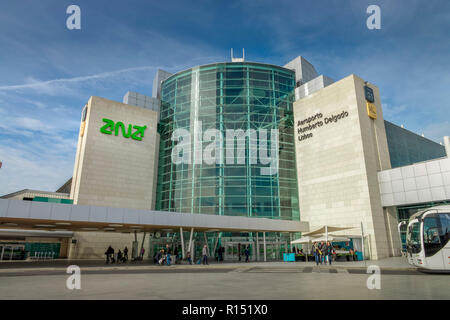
[1,55,449,261]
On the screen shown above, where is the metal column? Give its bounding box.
[203,232,210,256]
[140,232,147,258]
[263,232,267,262]
[361,221,366,265]
[213,232,220,259]
[180,227,185,259]
[188,228,194,256]
[289,233,292,252]
[256,232,260,262]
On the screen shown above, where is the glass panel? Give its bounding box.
[423,214,443,257]
[156,63,299,220]
[407,222,421,254]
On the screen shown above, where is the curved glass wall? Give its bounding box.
[156,62,300,221]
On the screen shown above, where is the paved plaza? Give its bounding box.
[0,258,448,300]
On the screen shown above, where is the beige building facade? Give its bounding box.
[4,57,447,262]
[293,74,401,259]
[68,96,160,259]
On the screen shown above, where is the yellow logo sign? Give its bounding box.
[80,121,86,137]
[366,102,377,119]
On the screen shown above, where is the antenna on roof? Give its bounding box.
[231,48,245,62]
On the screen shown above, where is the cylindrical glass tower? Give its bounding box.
[156,62,299,221]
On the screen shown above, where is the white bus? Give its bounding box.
[405,205,450,271]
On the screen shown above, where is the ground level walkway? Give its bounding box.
[0,257,413,273]
[0,259,448,300]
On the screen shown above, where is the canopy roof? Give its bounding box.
[290,236,317,244]
[303,225,354,237]
[309,234,350,242]
[291,234,350,244]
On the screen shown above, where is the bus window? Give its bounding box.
[438,213,449,248]
[423,214,442,257]
[407,222,421,254]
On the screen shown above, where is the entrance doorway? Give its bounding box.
[223,241,254,261]
[0,244,25,261]
[257,239,288,261]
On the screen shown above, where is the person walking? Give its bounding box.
[326,241,334,265]
[312,242,321,266]
[105,245,113,264]
[155,250,161,264]
[217,246,221,262]
[238,243,241,262]
[117,249,122,264]
[165,244,172,266]
[123,246,128,262]
[245,246,251,262]
[173,246,178,264]
[186,251,192,265]
[202,245,208,265]
[319,241,326,264]
[140,247,145,260]
[111,246,116,263]
[349,248,354,261]
[160,249,166,265]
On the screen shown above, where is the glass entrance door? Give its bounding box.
[0,244,25,260]
[223,242,254,261]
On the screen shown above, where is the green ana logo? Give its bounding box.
[100,118,147,141]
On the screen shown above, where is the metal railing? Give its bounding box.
[29,251,56,260]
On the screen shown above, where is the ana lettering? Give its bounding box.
[100,118,147,141]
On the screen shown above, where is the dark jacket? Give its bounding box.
[312,244,320,255]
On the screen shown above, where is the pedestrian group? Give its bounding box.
[311,241,335,266]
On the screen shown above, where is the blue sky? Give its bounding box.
[0,0,449,195]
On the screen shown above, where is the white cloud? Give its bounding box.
[0,66,160,95]
[422,121,450,144]
[0,144,74,196]
[382,103,408,120]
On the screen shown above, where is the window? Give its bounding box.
[438,213,450,248]
[423,214,442,257]
[407,222,421,254]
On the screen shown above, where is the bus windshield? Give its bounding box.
[407,221,421,254]
[423,212,450,257]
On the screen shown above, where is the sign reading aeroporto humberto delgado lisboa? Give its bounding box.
[297,110,349,142]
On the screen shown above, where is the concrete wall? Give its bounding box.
[295,75,334,100]
[284,56,318,85]
[152,69,172,99]
[69,96,159,259]
[70,96,159,210]
[293,74,401,259]
[68,231,150,260]
[123,91,160,114]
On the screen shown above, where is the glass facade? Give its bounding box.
[385,120,446,168]
[156,62,300,221]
